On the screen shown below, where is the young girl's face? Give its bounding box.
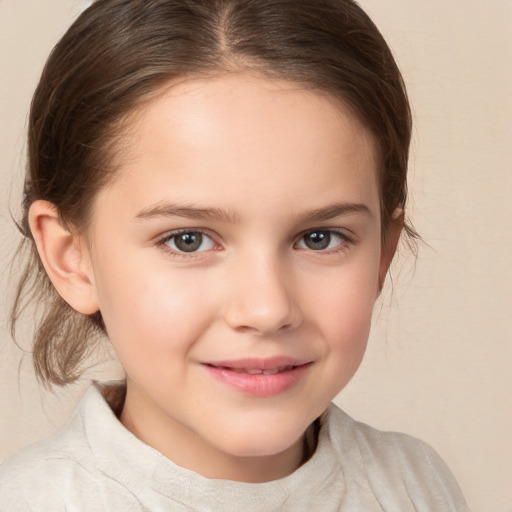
[80,74,395,480]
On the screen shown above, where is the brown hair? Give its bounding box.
[12,0,415,386]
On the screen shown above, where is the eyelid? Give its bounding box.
[308,226,355,239]
[157,227,219,242]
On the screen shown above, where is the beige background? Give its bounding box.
[1,1,511,511]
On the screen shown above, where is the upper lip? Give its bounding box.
[203,356,310,372]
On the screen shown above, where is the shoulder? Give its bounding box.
[325,403,450,469]
[0,393,101,511]
[328,404,441,463]
[0,383,135,512]
[0,431,91,511]
[322,403,470,511]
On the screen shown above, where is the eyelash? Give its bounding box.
[295,229,353,254]
[156,229,219,259]
[155,228,354,259]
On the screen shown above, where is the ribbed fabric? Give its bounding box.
[0,383,469,511]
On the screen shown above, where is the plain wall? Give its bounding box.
[1,1,510,511]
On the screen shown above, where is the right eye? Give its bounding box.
[162,230,216,253]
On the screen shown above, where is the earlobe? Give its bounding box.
[378,208,404,291]
[28,200,99,315]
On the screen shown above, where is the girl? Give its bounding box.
[1,0,469,510]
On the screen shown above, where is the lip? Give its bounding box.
[202,357,312,397]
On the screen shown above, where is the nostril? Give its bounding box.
[230,318,299,336]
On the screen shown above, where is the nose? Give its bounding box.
[223,254,303,335]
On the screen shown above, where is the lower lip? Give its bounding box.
[203,364,311,397]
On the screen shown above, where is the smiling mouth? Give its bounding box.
[207,364,299,375]
[203,359,311,396]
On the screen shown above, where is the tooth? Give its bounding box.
[262,369,279,375]
[246,369,263,375]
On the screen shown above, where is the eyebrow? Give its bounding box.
[134,201,371,223]
[301,202,372,223]
[135,203,238,222]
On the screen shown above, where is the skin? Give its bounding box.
[30,74,402,483]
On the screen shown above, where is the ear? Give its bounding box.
[28,200,99,315]
[378,208,404,291]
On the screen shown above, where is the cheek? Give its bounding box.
[316,288,374,398]
[93,260,218,361]
[309,255,379,321]
[306,258,379,361]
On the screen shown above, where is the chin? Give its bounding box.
[211,418,307,459]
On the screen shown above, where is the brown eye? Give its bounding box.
[297,230,345,251]
[166,231,215,253]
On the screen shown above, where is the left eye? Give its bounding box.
[164,231,216,253]
[296,230,346,251]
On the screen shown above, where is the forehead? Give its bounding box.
[127,74,377,158]
[93,74,380,222]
